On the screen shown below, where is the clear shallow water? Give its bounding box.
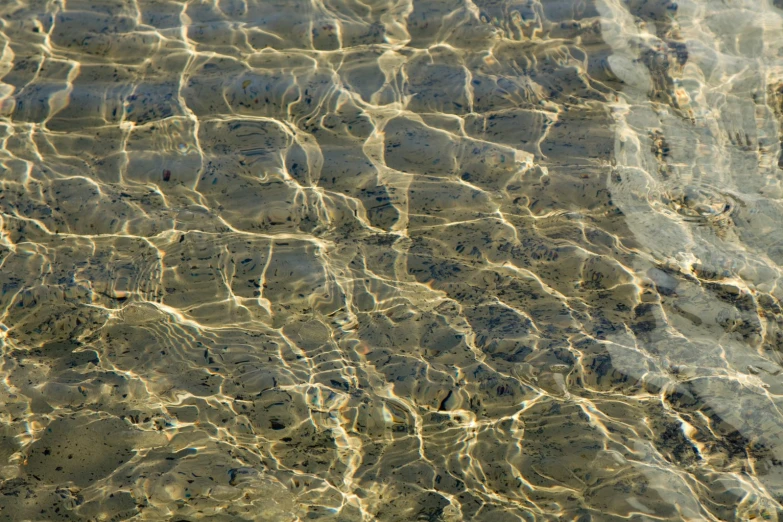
[1,0,783,520]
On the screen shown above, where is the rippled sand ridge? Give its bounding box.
[2,0,783,520]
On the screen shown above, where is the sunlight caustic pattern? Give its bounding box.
[1,0,783,520]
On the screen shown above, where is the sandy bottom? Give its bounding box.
[1,0,783,520]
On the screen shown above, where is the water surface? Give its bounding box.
[2,0,783,520]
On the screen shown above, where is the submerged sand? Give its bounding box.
[1,0,783,520]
